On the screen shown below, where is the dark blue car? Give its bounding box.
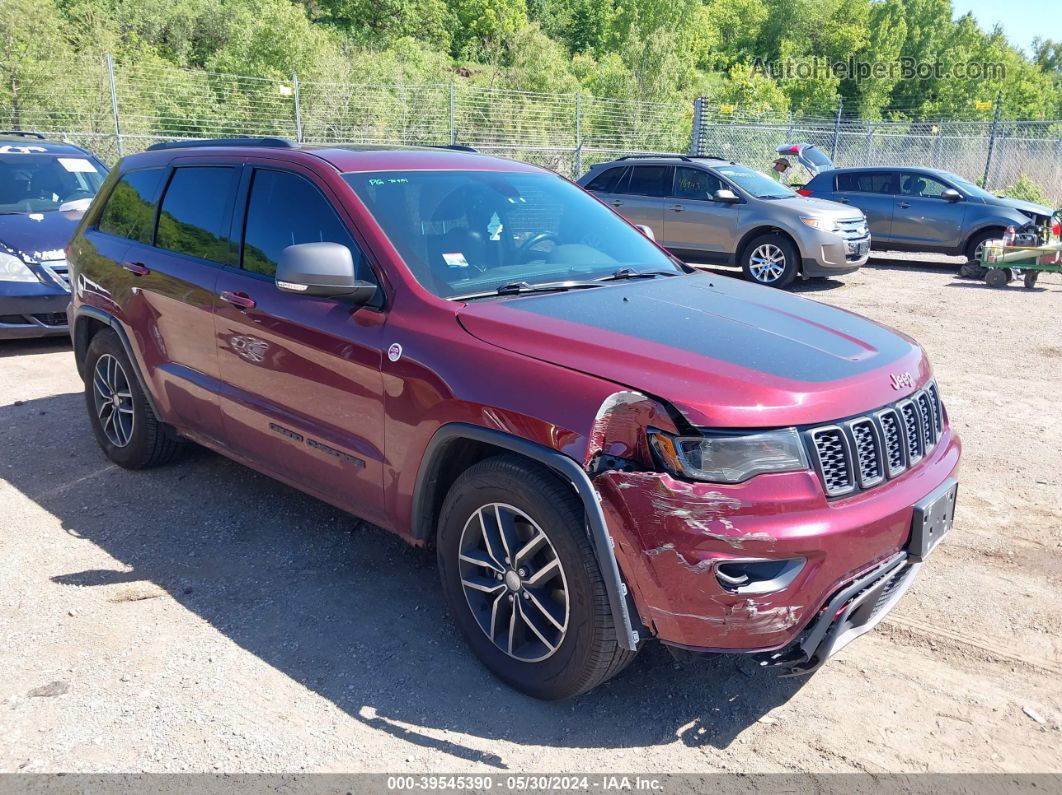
[0,132,107,339]
[799,164,1054,263]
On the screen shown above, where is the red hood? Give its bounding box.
[457,273,930,428]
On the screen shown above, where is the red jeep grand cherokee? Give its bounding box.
[67,139,960,699]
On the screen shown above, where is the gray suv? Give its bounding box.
[800,166,1056,263]
[577,154,870,289]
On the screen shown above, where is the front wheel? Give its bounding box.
[436,455,638,699]
[741,233,799,289]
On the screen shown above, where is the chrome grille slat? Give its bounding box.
[806,382,945,498]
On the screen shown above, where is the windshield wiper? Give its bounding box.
[596,267,680,282]
[450,280,604,301]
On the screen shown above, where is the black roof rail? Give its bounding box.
[145,136,296,152]
[0,130,48,140]
[615,153,692,162]
[432,144,479,153]
[693,154,730,161]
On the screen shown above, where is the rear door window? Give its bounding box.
[622,165,670,197]
[97,168,165,243]
[672,167,723,200]
[836,171,896,194]
[585,166,626,193]
[241,169,371,281]
[156,166,240,264]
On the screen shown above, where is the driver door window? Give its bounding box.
[899,174,950,199]
[673,167,723,201]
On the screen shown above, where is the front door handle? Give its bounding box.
[610,199,624,207]
[898,201,911,208]
[837,198,850,203]
[668,204,684,212]
[220,290,256,310]
[122,261,150,276]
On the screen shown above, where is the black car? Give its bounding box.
[0,132,107,339]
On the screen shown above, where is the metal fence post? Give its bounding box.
[449,82,456,146]
[865,124,874,164]
[982,89,1003,187]
[690,97,705,156]
[785,111,794,143]
[574,93,583,177]
[292,72,303,142]
[830,96,843,161]
[105,54,123,158]
[932,120,943,168]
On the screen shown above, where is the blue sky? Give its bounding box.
[952,0,1062,53]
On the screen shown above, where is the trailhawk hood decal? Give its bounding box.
[457,273,929,427]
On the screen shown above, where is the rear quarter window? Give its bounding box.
[97,168,165,243]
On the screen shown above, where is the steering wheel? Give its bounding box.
[62,190,94,202]
[516,232,559,261]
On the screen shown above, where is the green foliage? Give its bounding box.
[3,0,1061,143]
[999,175,1051,206]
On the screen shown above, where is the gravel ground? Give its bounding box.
[1,252,1060,774]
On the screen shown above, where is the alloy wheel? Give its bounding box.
[92,353,135,447]
[749,243,787,283]
[458,503,569,662]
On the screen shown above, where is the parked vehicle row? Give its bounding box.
[62,138,961,699]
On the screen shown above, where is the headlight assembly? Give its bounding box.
[0,251,40,283]
[798,216,838,232]
[649,428,809,484]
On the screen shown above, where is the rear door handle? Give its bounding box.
[610,199,624,207]
[668,204,684,212]
[837,198,850,203]
[122,261,150,276]
[898,201,911,208]
[220,290,256,310]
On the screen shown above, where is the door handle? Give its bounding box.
[220,290,256,310]
[668,204,684,212]
[898,201,911,208]
[122,261,150,276]
[610,199,624,207]
[837,198,850,203]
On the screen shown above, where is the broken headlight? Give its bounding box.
[649,428,809,484]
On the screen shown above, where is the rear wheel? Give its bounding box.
[436,455,637,699]
[741,233,799,289]
[83,329,184,468]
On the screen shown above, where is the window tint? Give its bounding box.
[243,169,368,280]
[97,169,165,243]
[585,166,627,193]
[899,173,950,198]
[836,171,895,194]
[673,167,723,200]
[156,167,239,263]
[622,165,669,197]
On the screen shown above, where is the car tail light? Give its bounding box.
[1053,222,1060,238]
[797,188,813,196]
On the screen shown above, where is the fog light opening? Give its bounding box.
[714,558,805,595]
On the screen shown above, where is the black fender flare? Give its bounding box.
[412,422,641,651]
[73,305,162,419]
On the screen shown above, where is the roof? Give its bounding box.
[826,165,953,174]
[0,132,97,157]
[134,138,543,174]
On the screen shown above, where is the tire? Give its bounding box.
[741,233,799,289]
[984,268,1011,288]
[958,262,987,279]
[83,328,184,469]
[965,229,1003,265]
[1024,270,1040,288]
[436,454,638,699]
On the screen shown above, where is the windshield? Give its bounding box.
[940,172,1000,202]
[714,164,795,199]
[343,170,682,299]
[0,151,106,214]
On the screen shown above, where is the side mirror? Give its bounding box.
[276,242,377,304]
[714,189,740,203]
[635,224,656,240]
[941,189,962,202]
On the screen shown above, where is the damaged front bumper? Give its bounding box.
[594,427,961,661]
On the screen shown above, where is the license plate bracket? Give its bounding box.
[909,478,958,562]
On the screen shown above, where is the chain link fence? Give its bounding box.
[3,56,1059,203]
[692,100,1062,203]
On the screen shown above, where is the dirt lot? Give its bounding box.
[1,253,1060,774]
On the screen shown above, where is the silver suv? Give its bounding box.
[577,155,870,289]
